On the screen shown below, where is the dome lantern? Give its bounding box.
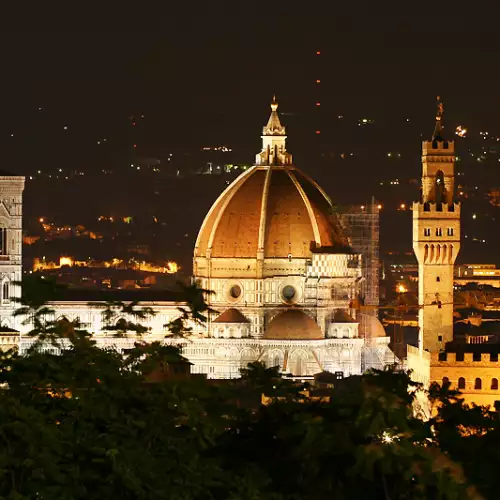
[257,96,291,166]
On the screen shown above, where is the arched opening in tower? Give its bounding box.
[435,170,447,204]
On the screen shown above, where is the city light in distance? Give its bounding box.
[358,117,375,126]
[202,146,232,152]
[33,256,180,275]
[397,284,408,294]
[455,125,467,138]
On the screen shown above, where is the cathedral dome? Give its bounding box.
[264,309,323,340]
[194,98,347,262]
[195,169,347,261]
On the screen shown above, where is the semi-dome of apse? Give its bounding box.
[263,309,324,340]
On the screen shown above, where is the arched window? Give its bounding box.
[442,377,449,387]
[458,377,465,389]
[492,378,498,390]
[435,170,446,203]
[273,355,281,369]
[475,378,482,390]
[0,228,7,256]
[2,282,9,301]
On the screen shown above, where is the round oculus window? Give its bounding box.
[229,284,242,299]
[282,285,296,302]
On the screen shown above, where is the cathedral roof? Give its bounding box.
[263,309,324,340]
[213,308,249,324]
[194,99,348,260]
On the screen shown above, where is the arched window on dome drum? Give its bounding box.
[458,377,465,390]
[492,378,498,390]
[2,282,9,302]
[475,378,482,390]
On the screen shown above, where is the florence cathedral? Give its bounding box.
[0,98,394,379]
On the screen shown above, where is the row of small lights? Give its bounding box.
[359,204,406,211]
[315,52,495,141]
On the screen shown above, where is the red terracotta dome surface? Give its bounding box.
[194,165,347,260]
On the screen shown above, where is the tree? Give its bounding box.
[215,368,481,499]
[0,277,487,498]
[89,299,156,337]
[165,280,216,337]
[429,380,500,499]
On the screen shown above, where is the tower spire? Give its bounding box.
[432,96,445,141]
[263,96,285,136]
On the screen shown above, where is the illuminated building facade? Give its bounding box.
[2,100,393,379]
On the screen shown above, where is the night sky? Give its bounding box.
[1,7,500,268]
[1,7,499,175]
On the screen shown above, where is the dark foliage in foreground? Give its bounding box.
[0,337,487,499]
[0,278,492,498]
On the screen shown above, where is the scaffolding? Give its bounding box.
[335,198,380,337]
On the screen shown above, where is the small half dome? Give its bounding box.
[332,309,356,323]
[360,314,387,338]
[264,309,323,340]
[213,308,249,324]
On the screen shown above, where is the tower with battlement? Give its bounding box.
[412,98,460,352]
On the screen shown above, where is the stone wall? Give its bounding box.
[430,352,500,408]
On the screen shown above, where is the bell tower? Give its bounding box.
[412,98,460,352]
[0,174,25,328]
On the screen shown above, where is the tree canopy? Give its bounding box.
[0,277,495,498]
